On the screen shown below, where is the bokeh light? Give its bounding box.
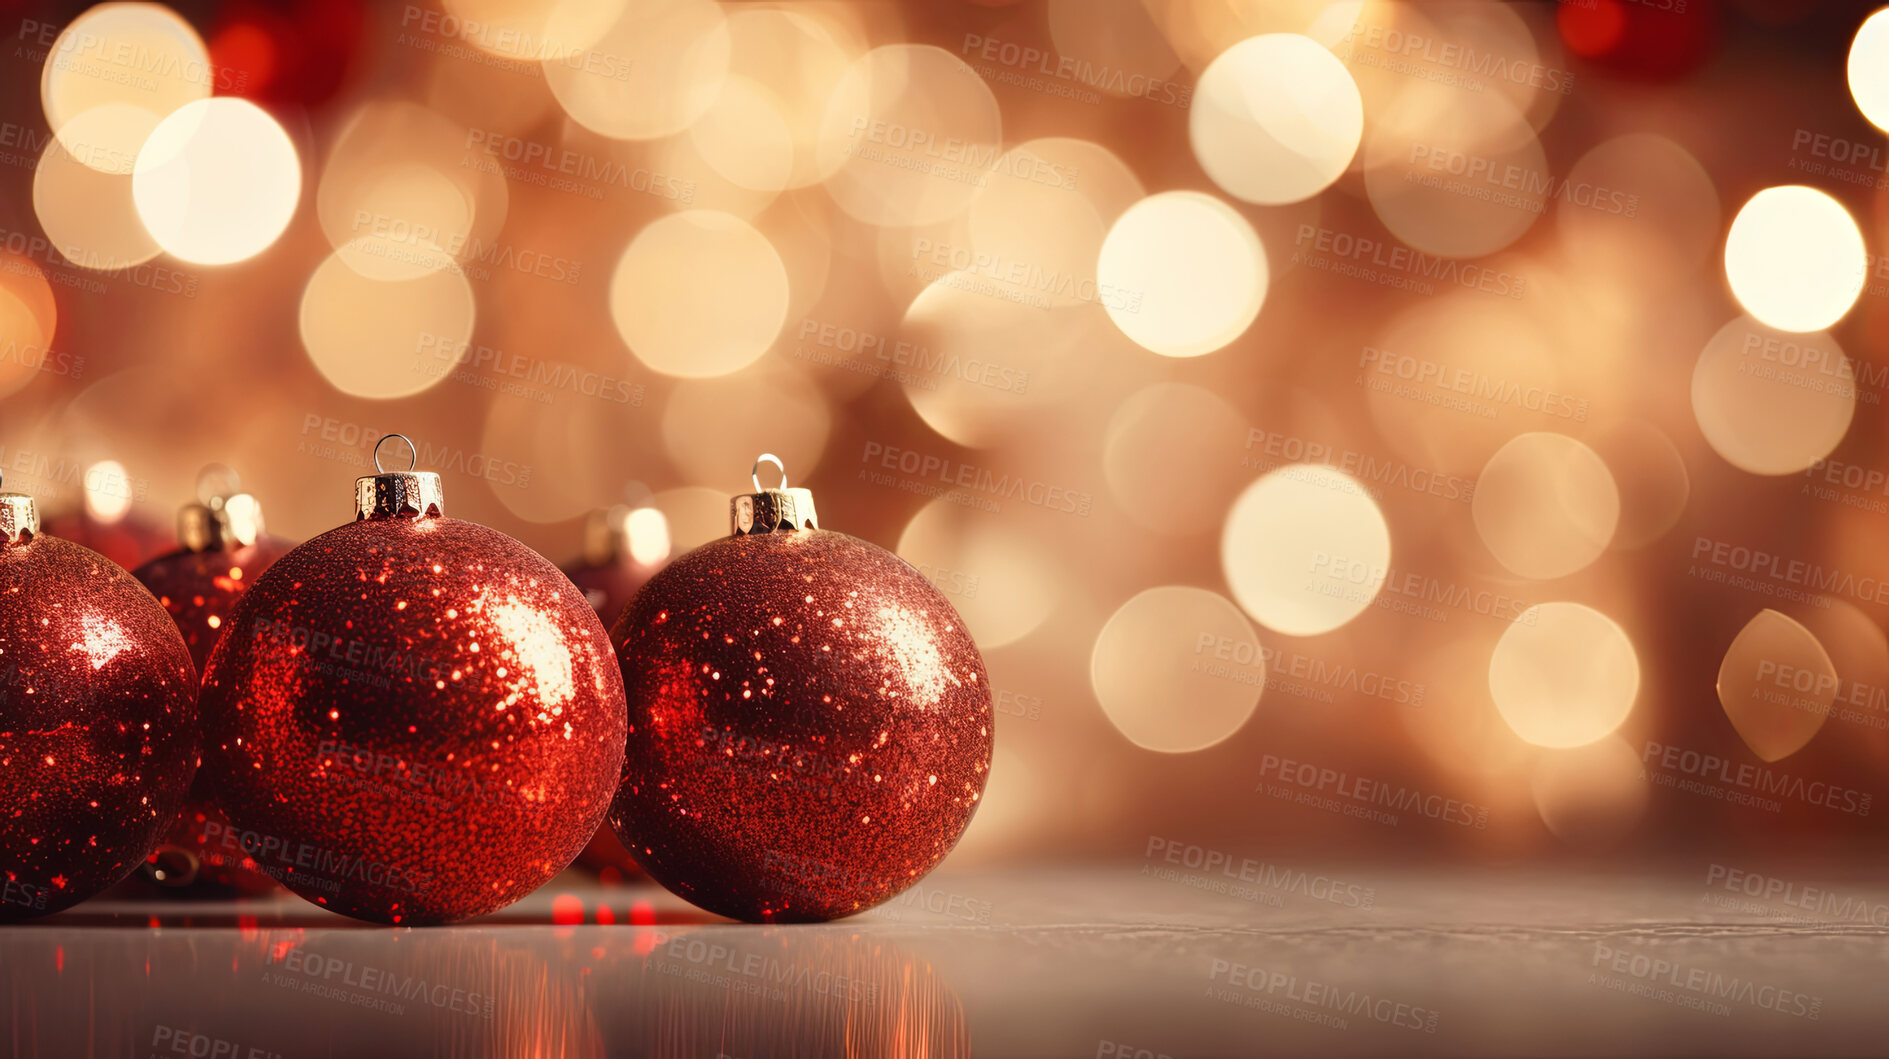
[721,8,858,189]
[1557,133,1720,287]
[1364,88,1546,258]
[33,105,162,271]
[542,0,731,140]
[316,101,508,281]
[610,210,789,379]
[1090,586,1263,753]
[1191,34,1363,205]
[1532,736,1648,850]
[896,280,1093,449]
[1471,433,1620,580]
[1716,609,1834,763]
[133,98,301,265]
[0,288,51,402]
[299,246,475,399]
[40,3,211,172]
[439,0,625,63]
[817,45,1003,228]
[1097,191,1267,358]
[1722,185,1865,333]
[83,459,134,522]
[967,138,1144,311]
[1691,316,1855,476]
[625,507,671,566]
[688,77,795,194]
[1490,602,1639,749]
[1221,463,1390,636]
[898,499,1058,649]
[1848,8,1889,131]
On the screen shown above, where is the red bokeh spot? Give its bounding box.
[209,22,279,98]
[551,893,585,926]
[1559,0,1628,58]
[207,0,366,106]
[1559,0,1719,80]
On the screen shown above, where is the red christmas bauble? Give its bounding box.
[198,472,626,925]
[609,513,993,923]
[0,499,198,920]
[135,537,296,675]
[133,524,295,895]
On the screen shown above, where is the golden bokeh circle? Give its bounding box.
[898,498,1058,650]
[1097,191,1267,358]
[1471,432,1620,581]
[40,3,210,172]
[133,98,302,265]
[33,105,162,272]
[1363,88,1545,259]
[1849,8,1889,132]
[1490,602,1639,749]
[299,246,475,400]
[542,0,731,140]
[1532,737,1647,849]
[1690,316,1855,476]
[1221,462,1390,636]
[816,44,1002,228]
[1723,185,1865,333]
[1191,33,1363,205]
[1715,609,1834,763]
[1090,586,1264,753]
[610,210,790,379]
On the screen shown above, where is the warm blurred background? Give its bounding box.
[2,0,1885,872]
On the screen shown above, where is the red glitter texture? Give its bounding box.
[134,537,295,895]
[197,516,626,925]
[609,529,993,923]
[134,538,296,674]
[0,534,198,920]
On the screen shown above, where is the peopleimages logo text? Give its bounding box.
[1689,536,1889,607]
[1642,741,1871,815]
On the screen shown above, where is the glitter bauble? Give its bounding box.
[133,526,294,895]
[609,518,993,923]
[134,537,295,674]
[0,496,198,921]
[197,467,627,925]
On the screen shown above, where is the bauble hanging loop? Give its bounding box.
[732,453,819,535]
[355,433,444,520]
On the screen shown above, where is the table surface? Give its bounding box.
[2,864,1884,1058]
